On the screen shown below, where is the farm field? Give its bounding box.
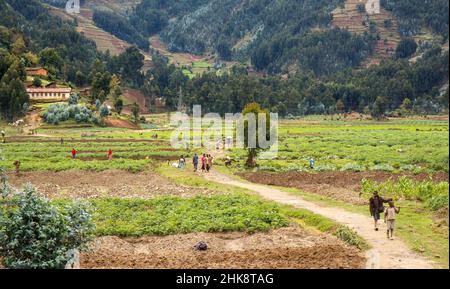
[1,115,448,269]
[226,119,449,174]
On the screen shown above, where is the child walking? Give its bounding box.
[384,201,401,240]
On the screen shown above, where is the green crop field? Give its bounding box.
[225,119,449,174]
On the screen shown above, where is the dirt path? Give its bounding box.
[204,170,434,269]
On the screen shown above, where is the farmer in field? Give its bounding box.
[13,160,21,176]
[60,138,64,145]
[309,158,315,170]
[369,191,390,231]
[72,148,77,159]
[193,154,199,172]
[107,149,113,160]
[384,201,401,240]
[1,129,5,143]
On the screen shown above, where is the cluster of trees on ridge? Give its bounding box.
[141,48,448,118]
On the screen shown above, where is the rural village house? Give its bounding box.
[26,87,72,101]
[25,67,48,77]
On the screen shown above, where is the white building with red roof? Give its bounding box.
[26,87,72,101]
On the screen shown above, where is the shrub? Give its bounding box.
[99,105,110,118]
[341,163,366,172]
[334,226,370,250]
[0,185,95,269]
[43,103,93,125]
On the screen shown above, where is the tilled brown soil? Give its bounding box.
[239,171,449,205]
[7,170,217,199]
[81,226,365,269]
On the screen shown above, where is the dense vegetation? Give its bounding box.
[143,47,448,116]
[126,0,449,76]
[92,9,149,51]
[381,0,449,38]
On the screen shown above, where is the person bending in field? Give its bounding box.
[384,201,400,240]
[369,191,390,231]
[193,154,199,172]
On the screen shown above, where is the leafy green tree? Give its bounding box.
[131,102,140,123]
[114,98,124,115]
[395,38,418,59]
[0,185,95,269]
[32,77,42,87]
[371,96,388,119]
[242,102,270,167]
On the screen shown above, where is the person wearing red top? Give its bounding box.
[201,154,206,172]
[72,148,77,159]
[107,149,113,160]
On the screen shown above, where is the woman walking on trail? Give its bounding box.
[201,154,206,172]
[369,191,390,231]
[208,154,214,171]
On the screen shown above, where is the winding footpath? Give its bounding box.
[205,170,434,269]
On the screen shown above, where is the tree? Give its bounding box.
[0,185,95,269]
[114,98,124,114]
[39,48,63,74]
[395,38,418,59]
[242,102,271,167]
[371,96,388,119]
[336,99,345,114]
[99,105,110,118]
[32,77,42,87]
[131,102,140,123]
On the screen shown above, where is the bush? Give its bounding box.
[0,185,95,269]
[334,226,370,250]
[43,103,93,125]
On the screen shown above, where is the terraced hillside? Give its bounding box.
[47,5,152,71]
[332,0,400,65]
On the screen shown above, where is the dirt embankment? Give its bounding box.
[81,226,365,269]
[7,170,217,199]
[239,171,449,205]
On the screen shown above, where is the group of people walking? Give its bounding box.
[192,153,214,173]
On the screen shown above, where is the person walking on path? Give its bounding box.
[193,154,199,172]
[385,201,401,240]
[208,154,214,171]
[369,191,390,231]
[201,154,206,172]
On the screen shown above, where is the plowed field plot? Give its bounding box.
[82,226,365,269]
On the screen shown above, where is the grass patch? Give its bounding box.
[55,194,289,237]
[280,205,370,250]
